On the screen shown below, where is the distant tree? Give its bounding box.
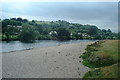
[2,20,8,33]
[102,29,107,33]
[72,23,83,27]
[35,24,43,34]
[87,26,98,36]
[32,20,35,23]
[42,28,49,35]
[23,19,28,23]
[7,26,20,35]
[57,28,70,40]
[19,24,39,42]
[17,17,23,22]
[107,29,112,33]
[10,18,16,21]
[94,34,102,40]
[28,20,36,25]
[9,20,21,26]
[118,32,120,39]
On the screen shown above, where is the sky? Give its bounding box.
[0,0,118,32]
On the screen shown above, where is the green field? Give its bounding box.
[81,40,119,78]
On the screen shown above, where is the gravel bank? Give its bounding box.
[2,42,94,78]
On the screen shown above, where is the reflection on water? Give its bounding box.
[0,40,94,53]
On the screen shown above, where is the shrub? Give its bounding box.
[88,53,115,67]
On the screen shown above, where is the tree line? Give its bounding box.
[0,17,118,42]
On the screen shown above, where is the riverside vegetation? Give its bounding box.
[0,17,119,42]
[80,40,119,78]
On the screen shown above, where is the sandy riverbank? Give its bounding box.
[2,41,94,78]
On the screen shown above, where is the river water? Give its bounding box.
[0,40,95,53]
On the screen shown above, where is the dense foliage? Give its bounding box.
[57,28,70,40]
[1,17,118,42]
[19,24,39,42]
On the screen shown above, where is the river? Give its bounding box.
[0,40,95,53]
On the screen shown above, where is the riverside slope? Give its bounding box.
[2,42,94,78]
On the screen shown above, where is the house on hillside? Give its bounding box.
[16,26,22,28]
[8,25,22,28]
[77,32,82,35]
[82,33,90,37]
[49,31,57,35]
[70,32,73,36]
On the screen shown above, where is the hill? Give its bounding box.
[1,17,118,42]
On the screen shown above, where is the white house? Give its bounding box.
[49,31,57,35]
[82,33,90,37]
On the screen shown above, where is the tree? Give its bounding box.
[32,20,35,23]
[7,26,20,35]
[107,29,112,33]
[17,17,23,22]
[42,28,49,35]
[19,24,39,42]
[2,20,8,33]
[94,34,102,39]
[102,29,107,33]
[23,19,28,23]
[35,24,43,34]
[9,20,21,26]
[57,28,70,40]
[87,26,98,36]
[118,32,120,39]
[10,18,16,21]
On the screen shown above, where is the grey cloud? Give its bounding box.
[1,2,118,32]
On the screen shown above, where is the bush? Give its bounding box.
[83,68,103,78]
[2,33,10,41]
[9,35,19,40]
[37,35,52,40]
[88,53,115,67]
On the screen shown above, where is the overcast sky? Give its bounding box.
[1,1,118,32]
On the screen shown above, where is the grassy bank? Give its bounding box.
[80,40,119,78]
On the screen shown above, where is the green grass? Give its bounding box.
[94,40,118,62]
[84,63,119,78]
[81,40,119,78]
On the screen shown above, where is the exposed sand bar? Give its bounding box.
[2,41,94,78]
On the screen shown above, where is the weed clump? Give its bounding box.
[88,53,115,67]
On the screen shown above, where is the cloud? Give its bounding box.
[1,2,118,32]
